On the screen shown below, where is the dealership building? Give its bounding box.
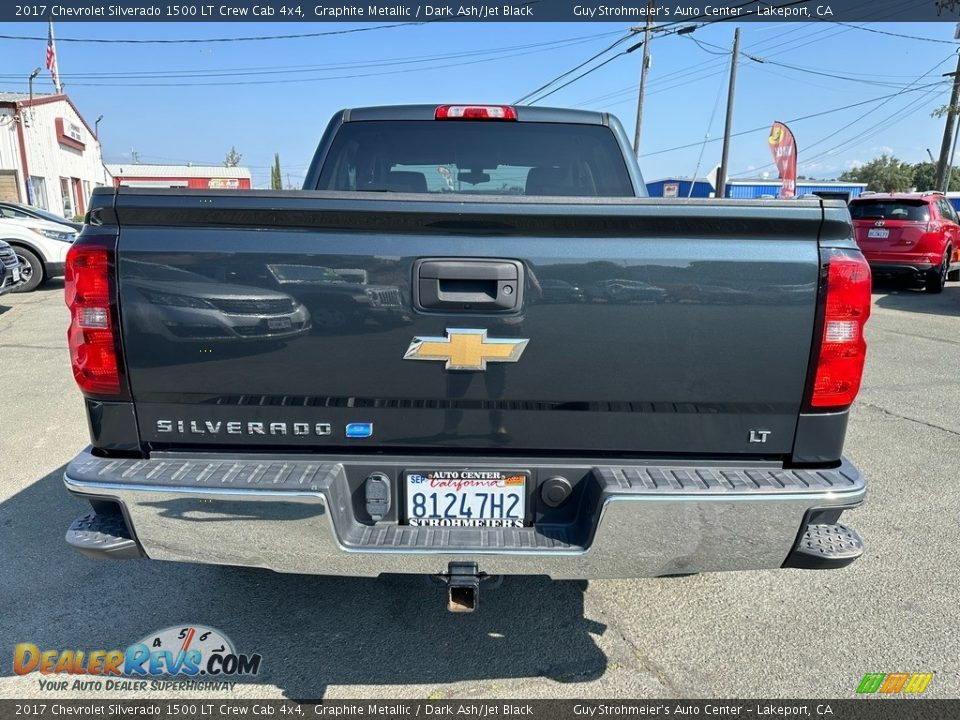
[106,164,252,190]
[647,176,868,201]
[0,91,109,218]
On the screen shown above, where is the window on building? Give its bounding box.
[30,177,49,209]
[60,177,73,217]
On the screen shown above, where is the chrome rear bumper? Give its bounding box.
[63,448,865,579]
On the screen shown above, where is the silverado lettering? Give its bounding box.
[155,420,333,436]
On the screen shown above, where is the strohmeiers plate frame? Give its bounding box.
[403,469,528,528]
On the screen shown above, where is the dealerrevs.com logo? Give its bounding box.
[13,625,262,692]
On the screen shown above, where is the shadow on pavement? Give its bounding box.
[36,279,65,293]
[0,464,608,699]
[873,279,960,317]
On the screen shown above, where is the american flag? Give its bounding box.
[46,19,62,94]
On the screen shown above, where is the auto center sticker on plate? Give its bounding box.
[404,469,527,528]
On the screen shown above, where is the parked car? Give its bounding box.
[849,191,960,293]
[121,259,312,346]
[0,217,76,292]
[0,240,23,295]
[539,278,583,303]
[0,201,83,231]
[263,264,410,331]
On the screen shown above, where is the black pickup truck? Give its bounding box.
[62,104,870,611]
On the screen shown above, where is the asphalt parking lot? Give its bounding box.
[1,279,958,700]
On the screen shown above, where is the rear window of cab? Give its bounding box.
[316,120,635,197]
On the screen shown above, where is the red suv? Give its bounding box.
[849,192,960,293]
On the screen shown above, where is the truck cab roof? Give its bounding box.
[343,104,608,125]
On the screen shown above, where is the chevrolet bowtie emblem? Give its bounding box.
[403,329,529,371]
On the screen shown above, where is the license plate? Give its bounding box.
[11,268,20,282]
[867,228,889,239]
[267,317,292,330]
[404,469,527,527]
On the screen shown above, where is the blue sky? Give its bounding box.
[2,19,957,187]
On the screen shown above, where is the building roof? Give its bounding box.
[728,178,868,187]
[646,177,714,184]
[649,176,868,188]
[106,164,252,179]
[0,91,56,103]
[0,91,100,139]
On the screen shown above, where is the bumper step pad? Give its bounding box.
[66,511,143,560]
[64,450,865,576]
[785,522,864,570]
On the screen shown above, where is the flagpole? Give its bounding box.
[47,18,62,94]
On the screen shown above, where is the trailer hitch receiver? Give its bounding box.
[434,562,500,613]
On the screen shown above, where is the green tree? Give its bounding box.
[911,161,937,191]
[912,160,960,191]
[839,154,914,192]
[270,153,282,190]
[224,146,242,167]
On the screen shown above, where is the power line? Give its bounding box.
[800,58,952,162]
[0,31,621,82]
[523,40,646,106]
[513,32,638,105]
[568,0,893,111]
[640,82,946,157]
[686,69,727,195]
[729,54,955,175]
[731,89,942,177]
[802,91,943,167]
[0,22,424,43]
[515,0,787,106]
[688,35,934,89]
[829,21,960,45]
[5,34,624,88]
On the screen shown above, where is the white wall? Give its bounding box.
[0,108,25,200]
[15,98,107,217]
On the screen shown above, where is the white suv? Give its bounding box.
[0,217,77,293]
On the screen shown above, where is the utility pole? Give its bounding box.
[948,115,960,192]
[935,52,960,192]
[631,1,655,155]
[716,27,741,200]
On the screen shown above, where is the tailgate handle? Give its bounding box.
[415,259,523,312]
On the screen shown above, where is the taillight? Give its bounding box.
[435,105,517,120]
[64,236,125,397]
[806,250,871,410]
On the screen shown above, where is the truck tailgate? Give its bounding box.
[112,192,827,457]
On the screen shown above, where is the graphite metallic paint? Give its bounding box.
[107,194,824,456]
